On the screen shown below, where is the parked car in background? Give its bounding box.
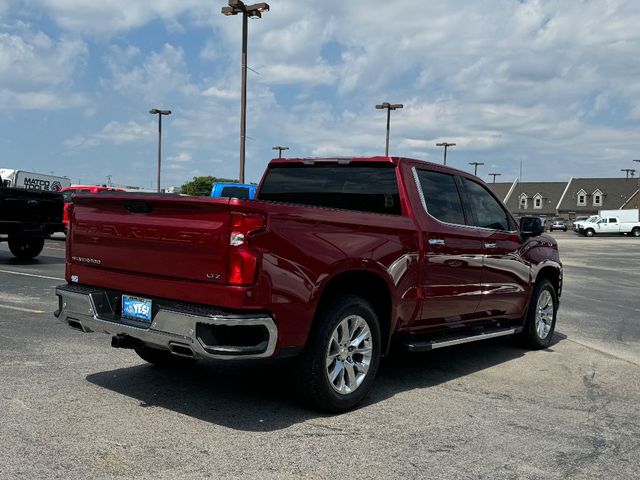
[60,186,125,232]
[55,157,562,412]
[211,182,256,200]
[549,218,567,232]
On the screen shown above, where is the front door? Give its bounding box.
[459,177,530,319]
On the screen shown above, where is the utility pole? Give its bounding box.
[621,168,636,180]
[222,0,270,184]
[375,102,404,156]
[272,146,289,158]
[488,173,501,184]
[469,162,484,176]
[436,142,456,165]
[634,160,640,208]
[149,108,172,192]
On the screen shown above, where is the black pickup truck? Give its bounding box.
[0,175,65,259]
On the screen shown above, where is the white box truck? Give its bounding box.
[0,169,71,192]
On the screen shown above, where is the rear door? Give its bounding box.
[412,168,485,330]
[459,177,529,319]
[601,217,619,233]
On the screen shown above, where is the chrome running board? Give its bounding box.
[405,328,519,352]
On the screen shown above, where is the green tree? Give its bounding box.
[180,176,239,196]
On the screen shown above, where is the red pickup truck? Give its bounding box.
[55,157,562,411]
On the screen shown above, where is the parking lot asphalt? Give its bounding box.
[1,234,639,479]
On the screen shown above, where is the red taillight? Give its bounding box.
[227,212,265,285]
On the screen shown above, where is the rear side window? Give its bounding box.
[220,186,250,199]
[461,177,513,231]
[414,169,466,225]
[258,164,401,215]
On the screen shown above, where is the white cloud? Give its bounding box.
[0,32,86,88]
[0,28,88,111]
[64,120,154,150]
[31,0,212,35]
[106,43,197,103]
[167,152,192,163]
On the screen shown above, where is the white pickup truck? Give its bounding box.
[580,210,640,237]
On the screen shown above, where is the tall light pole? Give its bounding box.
[469,162,484,176]
[149,109,171,192]
[272,146,289,158]
[489,172,501,184]
[633,160,640,208]
[375,102,403,156]
[222,1,270,184]
[436,142,456,165]
[621,168,635,179]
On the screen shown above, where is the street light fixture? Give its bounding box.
[222,0,270,184]
[272,146,289,159]
[488,172,501,184]
[375,102,403,156]
[469,162,484,176]
[436,142,456,165]
[149,108,171,193]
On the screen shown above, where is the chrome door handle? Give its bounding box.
[428,239,446,246]
[484,242,497,249]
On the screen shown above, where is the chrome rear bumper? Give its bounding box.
[54,284,278,360]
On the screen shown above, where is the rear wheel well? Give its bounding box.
[313,271,392,353]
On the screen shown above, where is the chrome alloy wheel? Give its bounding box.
[535,290,554,340]
[326,315,373,395]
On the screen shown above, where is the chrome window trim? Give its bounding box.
[412,166,518,234]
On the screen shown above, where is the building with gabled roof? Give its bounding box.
[504,181,567,218]
[556,177,638,218]
[487,181,516,203]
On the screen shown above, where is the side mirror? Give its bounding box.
[520,216,544,239]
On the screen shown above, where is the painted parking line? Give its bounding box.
[0,269,64,281]
[0,304,45,314]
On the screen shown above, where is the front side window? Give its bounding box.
[414,169,466,225]
[461,177,512,231]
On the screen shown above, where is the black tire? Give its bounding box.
[134,345,197,368]
[518,279,558,349]
[632,227,640,238]
[297,295,382,413]
[8,236,45,259]
[584,228,595,237]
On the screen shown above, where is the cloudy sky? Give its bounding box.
[1,0,640,188]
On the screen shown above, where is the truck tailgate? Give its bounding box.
[69,195,231,284]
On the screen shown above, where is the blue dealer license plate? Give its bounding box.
[122,295,152,323]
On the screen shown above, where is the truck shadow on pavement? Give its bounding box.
[86,333,566,432]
